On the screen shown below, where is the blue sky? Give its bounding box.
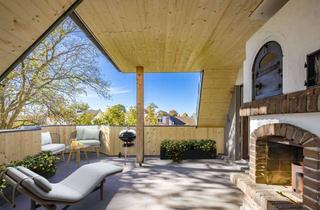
[78,55,201,115]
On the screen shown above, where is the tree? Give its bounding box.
[75,112,96,125]
[157,110,168,117]
[169,110,178,117]
[0,18,110,129]
[145,103,158,125]
[49,103,90,125]
[126,106,136,126]
[94,104,126,125]
[73,103,90,113]
[181,113,189,117]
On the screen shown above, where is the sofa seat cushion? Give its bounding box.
[41,144,65,154]
[77,140,100,147]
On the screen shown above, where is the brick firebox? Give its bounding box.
[250,123,320,210]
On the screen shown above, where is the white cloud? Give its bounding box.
[109,87,131,95]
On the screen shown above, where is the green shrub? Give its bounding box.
[0,151,59,192]
[161,139,216,162]
[0,165,6,192]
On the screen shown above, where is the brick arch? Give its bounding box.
[251,123,320,147]
[250,123,320,210]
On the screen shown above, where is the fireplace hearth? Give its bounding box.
[232,123,320,210]
[257,140,303,186]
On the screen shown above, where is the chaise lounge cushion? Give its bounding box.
[16,166,52,192]
[5,162,123,204]
[41,144,65,154]
[59,162,122,199]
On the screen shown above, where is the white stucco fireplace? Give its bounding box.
[231,1,320,209]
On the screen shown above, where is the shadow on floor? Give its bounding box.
[1,154,244,210]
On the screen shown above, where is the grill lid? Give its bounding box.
[119,129,136,142]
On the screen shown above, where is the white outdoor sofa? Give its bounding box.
[69,126,101,157]
[2,162,123,210]
[41,132,65,157]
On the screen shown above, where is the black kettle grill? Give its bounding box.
[119,129,136,164]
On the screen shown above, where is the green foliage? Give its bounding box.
[0,18,110,129]
[50,103,88,125]
[145,103,158,125]
[169,110,178,117]
[161,140,188,162]
[181,113,189,117]
[157,110,168,117]
[94,104,126,125]
[0,152,58,192]
[0,165,6,192]
[72,103,90,112]
[126,106,137,126]
[75,112,96,125]
[161,139,216,162]
[93,103,160,126]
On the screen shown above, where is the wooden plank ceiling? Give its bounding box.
[0,0,266,127]
[76,0,266,127]
[0,0,75,75]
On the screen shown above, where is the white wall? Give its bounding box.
[250,113,320,136]
[243,0,320,136]
[243,0,320,103]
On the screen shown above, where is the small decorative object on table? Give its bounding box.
[66,141,89,166]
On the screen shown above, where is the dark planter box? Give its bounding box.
[183,149,216,159]
[160,148,216,160]
[160,148,168,159]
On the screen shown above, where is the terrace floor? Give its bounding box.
[2,154,244,210]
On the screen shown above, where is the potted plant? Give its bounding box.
[160,139,216,162]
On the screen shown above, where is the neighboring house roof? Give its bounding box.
[174,116,195,126]
[158,116,195,126]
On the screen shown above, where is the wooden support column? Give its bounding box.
[136,66,144,166]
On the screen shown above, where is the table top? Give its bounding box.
[66,144,90,151]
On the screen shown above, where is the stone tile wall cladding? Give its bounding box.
[250,123,320,210]
[240,87,320,117]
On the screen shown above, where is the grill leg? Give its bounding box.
[124,146,128,165]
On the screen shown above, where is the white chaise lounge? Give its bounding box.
[2,162,123,210]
